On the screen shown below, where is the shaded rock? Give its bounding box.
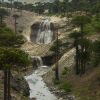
[11,74,30,96]
[30,97,37,100]
[42,53,56,66]
[59,98,63,100]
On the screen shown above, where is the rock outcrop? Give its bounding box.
[43,48,75,84]
[11,74,30,96]
[0,71,30,100]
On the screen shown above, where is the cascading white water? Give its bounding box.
[25,70,57,100]
[25,56,58,100]
[36,18,54,44]
[31,56,43,67]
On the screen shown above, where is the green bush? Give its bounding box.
[53,78,60,85]
[59,82,72,92]
[62,67,68,75]
[61,13,65,17]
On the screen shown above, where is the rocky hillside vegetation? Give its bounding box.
[0,0,100,100]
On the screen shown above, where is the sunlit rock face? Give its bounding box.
[30,19,56,44]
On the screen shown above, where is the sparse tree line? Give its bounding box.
[0,0,100,15]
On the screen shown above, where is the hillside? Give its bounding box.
[0,0,100,100]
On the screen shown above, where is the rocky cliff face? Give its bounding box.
[43,48,75,84]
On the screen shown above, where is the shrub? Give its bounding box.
[53,78,60,85]
[59,82,72,92]
[62,67,68,75]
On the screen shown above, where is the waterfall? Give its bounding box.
[25,72,57,100]
[32,56,43,68]
[36,18,53,44]
[25,55,57,100]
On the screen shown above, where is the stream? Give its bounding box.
[24,17,58,100]
[25,66,58,100]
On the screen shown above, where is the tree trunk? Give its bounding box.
[15,18,17,34]
[11,1,13,10]
[76,45,80,74]
[55,57,59,80]
[8,67,11,100]
[75,39,80,75]
[0,16,3,24]
[4,70,8,100]
[82,61,86,74]
[55,28,59,80]
[80,45,85,75]
[80,24,85,75]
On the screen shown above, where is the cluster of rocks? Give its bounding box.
[30,98,37,100]
[49,87,75,100]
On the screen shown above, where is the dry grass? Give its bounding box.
[63,66,100,100]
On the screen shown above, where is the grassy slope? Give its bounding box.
[65,66,100,100]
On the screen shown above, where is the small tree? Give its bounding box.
[69,31,92,75]
[50,39,62,80]
[92,40,100,66]
[0,8,9,24]
[71,15,91,75]
[91,3,100,17]
[72,15,91,34]
[13,14,19,34]
[69,31,81,74]
[8,0,14,10]
[78,38,92,74]
[0,25,25,47]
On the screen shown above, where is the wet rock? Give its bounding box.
[47,86,76,100]
[30,97,37,100]
[59,98,63,100]
[67,95,76,100]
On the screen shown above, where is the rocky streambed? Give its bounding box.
[24,65,76,100]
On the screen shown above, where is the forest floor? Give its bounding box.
[70,66,100,100]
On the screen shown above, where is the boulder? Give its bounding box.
[11,74,30,96]
[30,98,37,100]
